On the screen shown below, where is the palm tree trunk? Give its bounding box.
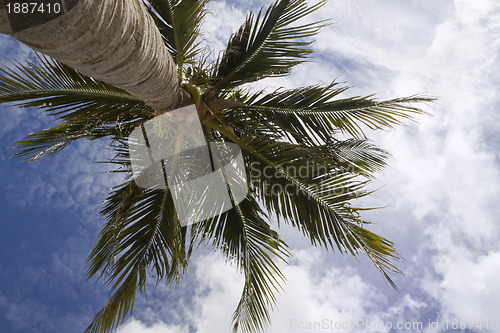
[0,0,182,113]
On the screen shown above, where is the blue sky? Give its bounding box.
[1,0,500,333]
[0,78,113,331]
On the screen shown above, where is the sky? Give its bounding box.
[0,0,499,332]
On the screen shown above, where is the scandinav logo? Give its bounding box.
[128,104,248,226]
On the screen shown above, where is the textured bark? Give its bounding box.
[0,0,181,113]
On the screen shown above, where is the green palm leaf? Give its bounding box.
[221,92,393,177]
[0,54,142,106]
[88,136,288,333]
[85,179,188,333]
[212,0,327,90]
[145,0,208,72]
[14,123,117,161]
[206,119,401,288]
[229,199,287,333]
[241,82,433,140]
[196,188,289,333]
[0,54,153,160]
[191,132,289,333]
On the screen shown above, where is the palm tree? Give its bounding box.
[0,0,432,332]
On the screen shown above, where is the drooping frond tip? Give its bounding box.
[85,181,188,333]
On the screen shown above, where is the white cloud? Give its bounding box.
[2,140,122,214]
[198,1,247,61]
[326,0,500,329]
[0,107,32,142]
[425,238,500,322]
[270,249,383,332]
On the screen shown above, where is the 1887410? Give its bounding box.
[1,1,79,33]
[5,2,62,14]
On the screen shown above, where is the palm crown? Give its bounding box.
[0,0,432,332]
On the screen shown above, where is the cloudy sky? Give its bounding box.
[1,0,499,332]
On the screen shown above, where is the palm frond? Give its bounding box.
[212,0,327,90]
[95,136,289,333]
[205,119,401,288]
[221,101,391,177]
[14,123,114,161]
[186,132,289,333]
[197,195,289,333]
[85,179,188,333]
[0,54,143,106]
[145,0,208,71]
[240,82,433,140]
[229,199,288,333]
[0,54,153,160]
